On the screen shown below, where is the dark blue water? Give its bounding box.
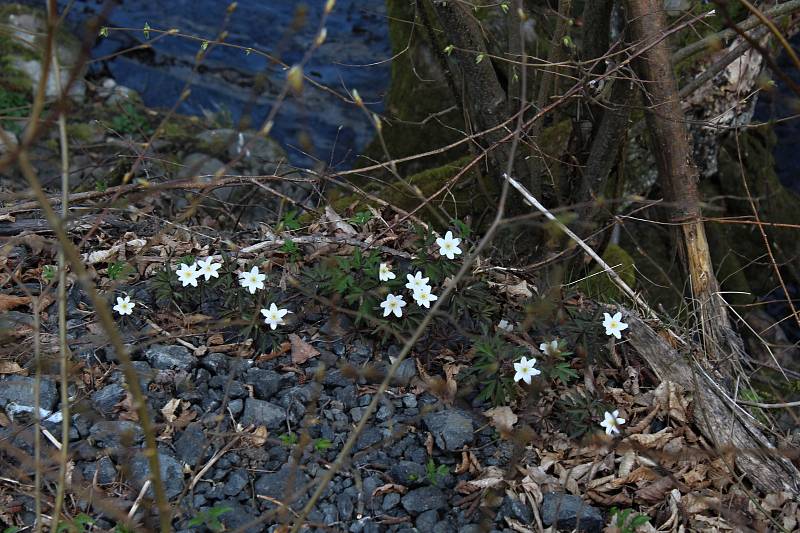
[58,0,391,168]
[752,34,800,194]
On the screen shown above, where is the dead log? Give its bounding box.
[624,310,800,495]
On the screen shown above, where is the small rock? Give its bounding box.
[241,398,285,428]
[499,495,533,523]
[244,368,282,400]
[173,423,207,466]
[89,420,143,449]
[355,427,384,451]
[433,521,456,533]
[82,456,117,485]
[416,509,439,531]
[401,486,447,514]
[337,493,354,521]
[390,358,417,386]
[228,398,244,416]
[216,500,258,533]
[0,376,58,411]
[90,383,126,416]
[223,468,249,496]
[254,465,309,500]
[129,451,184,499]
[145,344,195,370]
[201,353,229,374]
[423,409,474,451]
[541,492,604,532]
[389,461,427,486]
[382,492,401,511]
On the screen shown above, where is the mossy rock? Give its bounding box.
[575,244,636,302]
[0,4,84,96]
[355,0,467,180]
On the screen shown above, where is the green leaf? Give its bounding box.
[630,514,650,528]
[279,210,301,230]
[475,53,484,64]
[99,27,109,37]
[443,44,454,55]
[314,437,332,451]
[201,40,209,51]
[143,22,151,39]
[348,210,373,225]
[107,261,130,281]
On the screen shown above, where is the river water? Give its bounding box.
[57,0,391,168]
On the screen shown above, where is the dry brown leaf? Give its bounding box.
[454,449,482,476]
[625,429,674,450]
[505,517,536,533]
[117,393,139,422]
[0,361,25,375]
[484,406,518,433]
[0,411,9,427]
[208,333,224,346]
[174,407,197,429]
[654,381,691,423]
[0,294,30,312]
[249,426,268,446]
[161,398,181,423]
[372,483,407,497]
[289,334,320,365]
[464,466,506,490]
[635,476,676,503]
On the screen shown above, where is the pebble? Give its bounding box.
[540,492,604,532]
[423,409,475,451]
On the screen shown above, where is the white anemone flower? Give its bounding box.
[196,257,222,281]
[379,263,396,282]
[405,271,430,293]
[513,356,541,384]
[239,266,266,294]
[602,312,628,339]
[539,339,560,356]
[412,287,438,308]
[260,303,290,330]
[600,410,626,435]
[176,262,201,287]
[113,295,135,316]
[380,293,406,318]
[497,319,513,332]
[435,230,462,260]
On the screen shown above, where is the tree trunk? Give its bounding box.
[429,0,529,210]
[625,0,744,375]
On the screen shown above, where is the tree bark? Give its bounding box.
[429,0,529,209]
[625,0,744,374]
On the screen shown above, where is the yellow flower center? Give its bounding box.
[610,321,618,328]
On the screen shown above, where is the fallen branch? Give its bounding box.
[624,310,800,495]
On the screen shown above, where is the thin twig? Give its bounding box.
[503,174,661,322]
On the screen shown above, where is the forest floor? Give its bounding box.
[1,187,799,533]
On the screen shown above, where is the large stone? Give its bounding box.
[144,344,195,370]
[4,10,86,100]
[401,486,447,514]
[0,376,58,411]
[241,398,284,428]
[423,409,474,451]
[129,451,184,499]
[540,492,604,532]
